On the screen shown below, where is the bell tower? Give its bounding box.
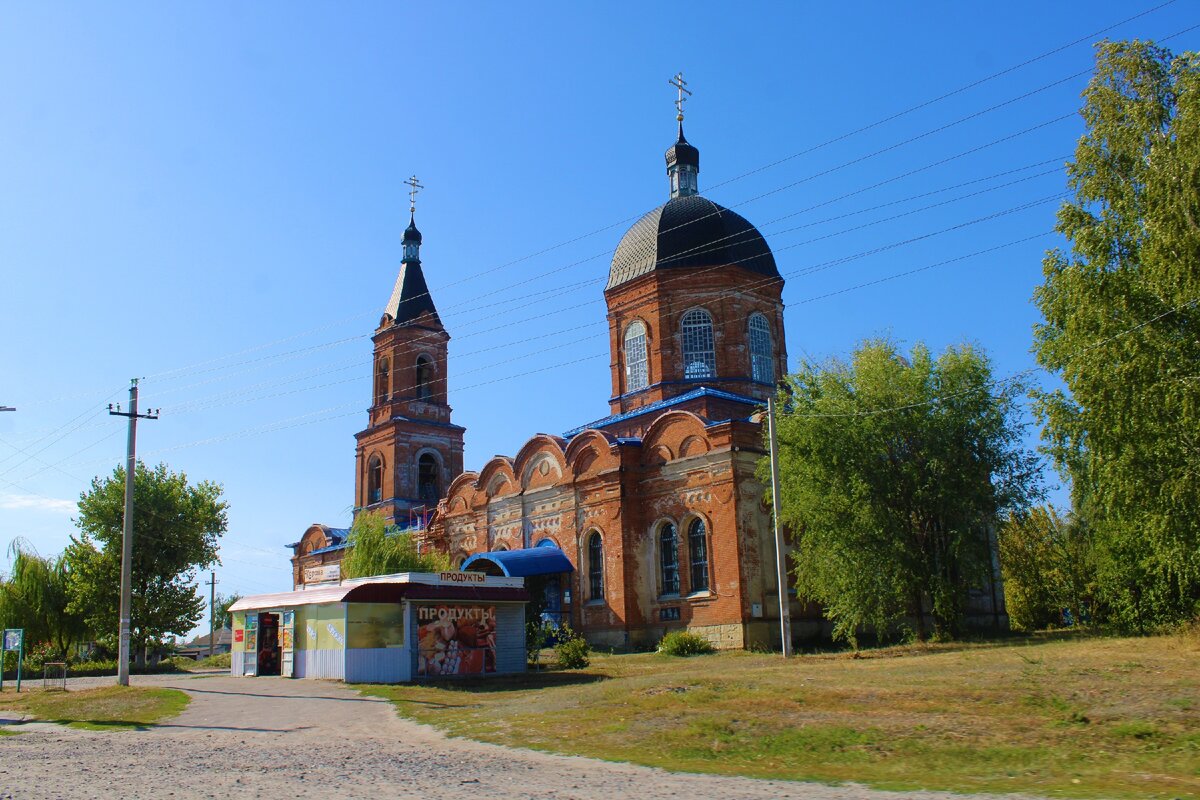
[354,177,465,528]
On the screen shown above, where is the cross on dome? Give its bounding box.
[669,72,691,123]
[404,174,425,214]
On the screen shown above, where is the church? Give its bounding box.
[288,84,1005,650]
[289,80,808,650]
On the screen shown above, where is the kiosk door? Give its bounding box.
[242,613,258,676]
[281,611,295,678]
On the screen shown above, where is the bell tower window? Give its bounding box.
[624,322,649,392]
[418,453,440,503]
[681,308,716,379]
[367,455,383,504]
[375,358,390,404]
[749,313,774,383]
[415,356,434,400]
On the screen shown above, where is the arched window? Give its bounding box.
[624,321,649,392]
[688,518,710,592]
[367,455,383,504]
[418,453,439,502]
[681,308,716,379]
[415,356,434,400]
[659,522,679,595]
[375,358,390,404]
[587,531,604,600]
[749,313,774,384]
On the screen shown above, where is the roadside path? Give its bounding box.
[0,673,1037,800]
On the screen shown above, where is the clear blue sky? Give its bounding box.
[2,2,1197,635]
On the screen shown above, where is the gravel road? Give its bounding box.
[0,673,1039,800]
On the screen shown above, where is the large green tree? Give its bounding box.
[65,461,228,662]
[212,592,242,630]
[0,541,89,656]
[768,340,1040,644]
[1033,40,1200,628]
[997,506,1096,631]
[340,511,450,579]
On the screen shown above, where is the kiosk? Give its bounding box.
[228,571,528,683]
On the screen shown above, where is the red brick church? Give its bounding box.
[289,100,1005,649]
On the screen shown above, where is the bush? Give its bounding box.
[555,636,590,669]
[657,630,715,656]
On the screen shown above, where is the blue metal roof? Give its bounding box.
[462,547,575,578]
[563,387,763,437]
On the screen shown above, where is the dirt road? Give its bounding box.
[0,673,1032,800]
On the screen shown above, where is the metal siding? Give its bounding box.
[344,648,408,683]
[493,604,527,674]
[300,649,344,679]
[230,650,244,676]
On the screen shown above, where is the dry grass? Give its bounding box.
[0,685,190,731]
[360,632,1200,799]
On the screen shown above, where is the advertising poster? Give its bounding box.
[416,605,496,677]
[347,603,405,649]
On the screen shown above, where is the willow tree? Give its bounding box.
[0,541,89,656]
[767,340,1040,644]
[1033,40,1200,628]
[340,511,449,579]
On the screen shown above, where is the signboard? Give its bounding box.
[304,564,341,584]
[438,571,484,584]
[1,628,25,692]
[416,605,496,677]
[234,629,244,643]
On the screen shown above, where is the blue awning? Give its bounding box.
[462,547,575,578]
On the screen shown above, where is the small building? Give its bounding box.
[227,572,528,683]
[177,626,233,660]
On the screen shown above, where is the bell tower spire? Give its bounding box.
[666,72,699,199]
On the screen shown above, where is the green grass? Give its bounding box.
[0,685,190,731]
[358,631,1200,799]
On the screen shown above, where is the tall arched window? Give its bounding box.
[659,522,679,595]
[375,358,390,404]
[417,453,439,502]
[367,455,383,504]
[749,313,774,384]
[688,518,710,592]
[681,308,716,379]
[587,531,604,600]
[415,356,434,400]
[624,321,649,392]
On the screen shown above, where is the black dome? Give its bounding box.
[665,126,699,171]
[607,195,779,290]
[403,218,422,244]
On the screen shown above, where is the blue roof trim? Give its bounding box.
[462,547,575,578]
[309,542,350,556]
[563,387,763,437]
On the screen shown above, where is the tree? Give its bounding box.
[0,540,89,656]
[65,461,228,664]
[1032,40,1200,628]
[213,592,241,630]
[340,511,450,579]
[997,506,1096,631]
[767,339,1041,644]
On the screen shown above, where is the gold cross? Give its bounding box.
[404,175,425,213]
[669,72,691,122]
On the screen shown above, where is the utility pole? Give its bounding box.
[108,379,159,686]
[205,572,218,658]
[767,394,793,657]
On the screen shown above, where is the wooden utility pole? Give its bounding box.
[108,379,158,686]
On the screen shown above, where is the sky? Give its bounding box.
[1,1,1197,637]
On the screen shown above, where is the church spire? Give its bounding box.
[384,176,439,326]
[666,72,699,199]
